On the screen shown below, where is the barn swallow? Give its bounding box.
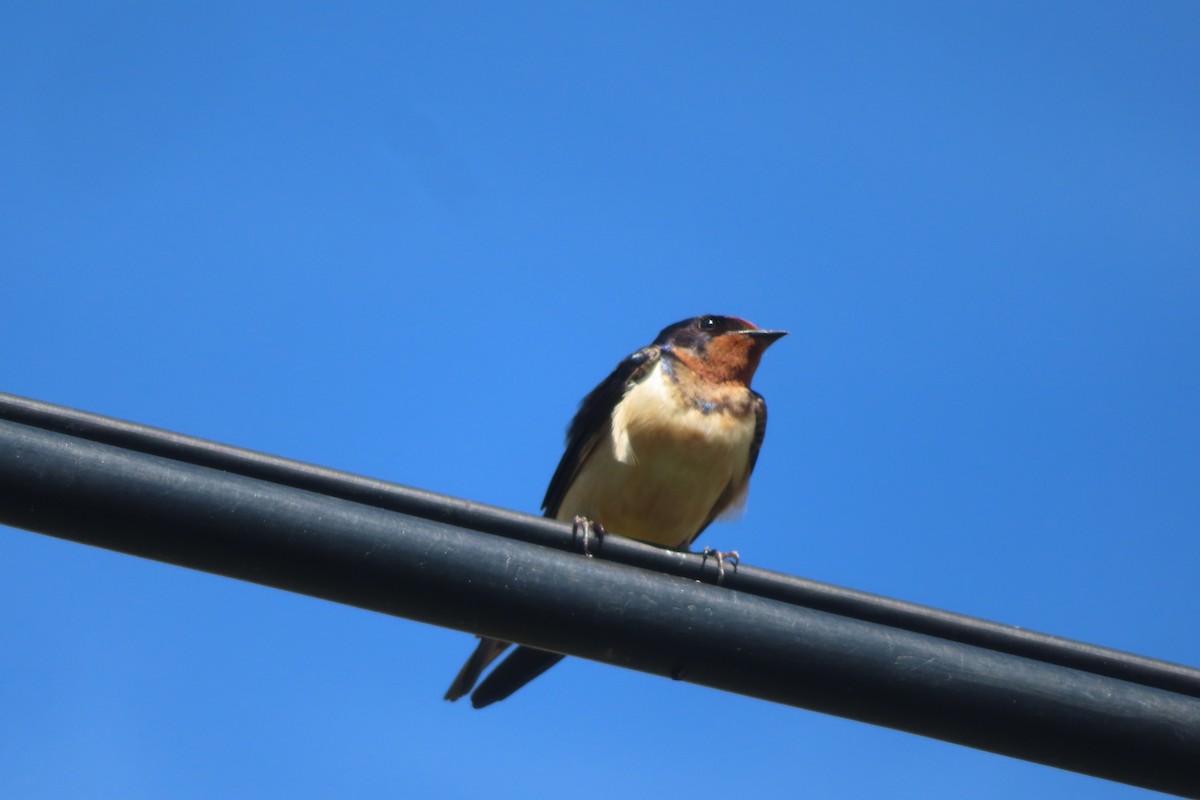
[444,314,786,708]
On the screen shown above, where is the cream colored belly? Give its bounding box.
[554,364,756,548]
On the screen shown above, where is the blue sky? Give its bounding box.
[2,3,1198,798]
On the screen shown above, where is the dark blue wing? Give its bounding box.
[541,346,660,518]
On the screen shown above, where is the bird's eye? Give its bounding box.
[699,316,719,331]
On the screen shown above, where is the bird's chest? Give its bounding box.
[611,369,755,472]
[559,365,756,546]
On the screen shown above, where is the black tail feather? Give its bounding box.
[469,647,565,708]
[444,637,511,702]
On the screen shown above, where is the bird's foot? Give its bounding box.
[572,516,605,557]
[701,548,740,584]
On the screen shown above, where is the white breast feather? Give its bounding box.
[612,362,755,461]
[557,361,759,546]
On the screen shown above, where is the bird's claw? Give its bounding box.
[701,547,740,584]
[572,516,605,557]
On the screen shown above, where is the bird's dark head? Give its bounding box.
[655,314,786,385]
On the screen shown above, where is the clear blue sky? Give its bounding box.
[3,3,1198,798]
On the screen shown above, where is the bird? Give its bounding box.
[444,314,786,708]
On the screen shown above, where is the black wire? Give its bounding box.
[4,411,1200,796]
[3,394,1200,795]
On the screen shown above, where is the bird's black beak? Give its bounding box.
[743,329,788,346]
